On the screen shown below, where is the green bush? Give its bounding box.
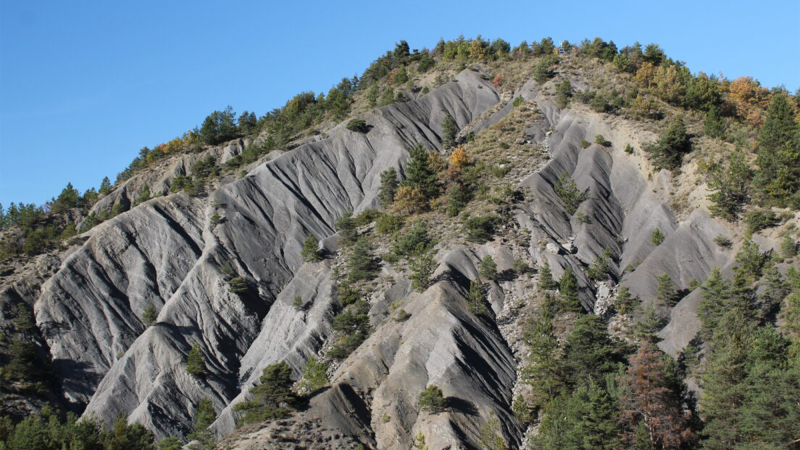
[418,385,447,413]
[554,171,588,215]
[743,209,779,234]
[376,214,404,234]
[463,214,500,243]
[234,362,297,424]
[348,238,379,282]
[301,234,322,262]
[651,228,665,246]
[346,119,369,133]
[393,221,432,257]
[479,255,498,281]
[410,252,436,292]
[579,139,591,149]
[186,342,207,377]
[646,115,691,171]
[513,96,525,107]
[594,135,610,147]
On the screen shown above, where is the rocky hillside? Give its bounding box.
[1,38,798,450]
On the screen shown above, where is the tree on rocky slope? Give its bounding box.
[754,93,800,207]
[234,362,298,425]
[186,342,207,377]
[646,115,691,171]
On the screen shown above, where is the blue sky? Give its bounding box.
[1,0,798,206]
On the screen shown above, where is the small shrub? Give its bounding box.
[376,214,404,234]
[463,214,500,243]
[467,280,488,315]
[513,97,525,107]
[393,221,432,257]
[553,171,589,215]
[393,309,411,322]
[337,283,361,307]
[594,135,610,147]
[418,385,447,413]
[234,362,297,424]
[781,234,797,258]
[479,255,498,281]
[512,258,530,275]
[579,139,591,149]
[712,235,732,248]
[301,235,322,262]
[227,276,249,294]
[186,342,207,377]
[624,143,633,154]
[651,228,665,246]
[142,305,157,326]
[296,356,328,394]
[354,208,381,227]
[743,209,779,234]
[346,119,368,133]
[409,252,436,291]
[292,295,304,311]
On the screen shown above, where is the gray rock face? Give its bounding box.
[30,70,501,439]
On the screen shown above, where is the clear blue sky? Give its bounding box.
[1,0,798,206]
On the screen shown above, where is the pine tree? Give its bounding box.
[655,273,677,306]
[467,279,488,315]
[186,342,207,377]
[555,78,573,108]
[553,171,588,215]
[99,176,112,195]
[562,314,620,385]
[704,105,725,138]
[348,237,378,281]
[646,115,691,171]
[479,255,498,281]
[651,228,665,246]
[477,412,506,450]
[615,285,640,315]
[539,260,559,290]
[409,252,436,292]
[335,210,356,245]
[619,343,693,449]
[558,267,582,311]
[635,303,665,344]
[403,144,439,199]
[707,147,753,220]
[697,268,731,339]
[440,113,458,149]
[418,385,447,413]
[378,167,399,207]
[13,303,34,332]
[301,234,322,262]
[187,398,216,446]
[754,93,800,206]
[141,305,157,327]
[234,362,297,424]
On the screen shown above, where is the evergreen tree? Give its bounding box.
[234,362,297,424]
[615,285,640,315]
[301,234,322,262]
[539,260,559,290]
[409,252,436,291]
[651,228,665,246]
[186,341,207,377]
[635,303,665,344]
[697,268,731,339]
[704,105,725,138]
[335,210,356,245]
[297,355,328,394]
[707,147,753,220]
[418,385,447,413]
[141,305,157,327]
[562,314,620,385]
[522,297,564,407]
[446,182,470,217]
[655,273,677,306]
[348,237,378,281]
[53,182,81,213]
[553,171,588,215]
[440,113,458,149]
[646,115,691,171]
[187,398,216,446]
[559,267,582,311]
[13,303,34,332]
[477,412,506,450]
[754,93,800,206]
[403,144,439,199]
[99,176,112,195]
[467,279,488,316]
[199,106,238,145]
[479,255,498,281]
[134,185,151,205]
[378,167,399,208]
[555,78,573,108]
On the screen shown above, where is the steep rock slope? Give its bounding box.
[31,70,501,438]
